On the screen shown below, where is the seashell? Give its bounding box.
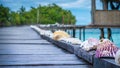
[59,38,82,45]
[30,25,42,33]
[53,30,70,40]
[80,38,99,51]
[95,39,119,58]
[115,49,120,66]
[31,25,53,37]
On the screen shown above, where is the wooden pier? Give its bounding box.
[0,26,92,68]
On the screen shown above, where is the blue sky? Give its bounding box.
[0,0,102,25]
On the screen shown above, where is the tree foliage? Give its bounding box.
[0,4,76,26]
[0,4,10,26]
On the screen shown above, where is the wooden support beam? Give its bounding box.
[79,29,81,40]
[102,0,109,10]
[91,0,96,24]
[107,28,113,42]
[100,28,105,39]
[92,0,96,11]
[73,29,76,38]
[83,28,85,41]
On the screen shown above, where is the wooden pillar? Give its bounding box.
[73,29,75,38]
[79,29,81,40]
[102,0,113,41]
[83,28,85,41]
[91,0,96,24]
[107,28,111,39]
[107,28,113,42]
[100,28,104,39]
[102,0,109,10]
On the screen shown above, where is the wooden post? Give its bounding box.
[102,0,108,10]
[91,0,96,24]
[107,28,113,42]
[107,28,111,39]
[100,28,104,39]
[83,28,85,41]
[79,29,81,40]
[73,29,75,38]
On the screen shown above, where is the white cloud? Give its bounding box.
[58,0,91,9]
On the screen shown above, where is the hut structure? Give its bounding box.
[91,0,120,26]
[91,0,120,40]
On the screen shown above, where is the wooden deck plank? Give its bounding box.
[0,49,69,55]
[0,55,82,61]
[0,26,92,68]
[0,36,41,40]
[94,58,120,68]
[0,40,50,44]
[0,65,92,68]
[0,60,89,66]
[0,44,62,50]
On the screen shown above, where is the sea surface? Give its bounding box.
[67,28,120,47]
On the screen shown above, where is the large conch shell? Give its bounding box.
[95,39,118,58]
[80,38,99,51]
[53,30,70,40]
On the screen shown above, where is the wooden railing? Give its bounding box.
[38,24,120,41]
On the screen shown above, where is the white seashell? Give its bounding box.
[80,38,99,51]
[59,38,82,45]
[30,25,42,33]
[30,25,53,37]
[115,49,120,66]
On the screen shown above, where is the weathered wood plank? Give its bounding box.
[0,36,41,40]
[0,55,87,64]
[0,40,50,44]
[0,26,92,68]
[0,54,81,61]
[0,61,88,66]
[0,44,61,50]
[77,48,95,64]
[0,49,69,54]
[94,58,120,68]
[0,65,93,68]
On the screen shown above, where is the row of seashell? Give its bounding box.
[30,25,53,38]
[30,25,120,65]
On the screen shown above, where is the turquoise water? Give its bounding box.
[67,28,120,47]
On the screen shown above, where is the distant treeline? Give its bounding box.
[0,4,76,26]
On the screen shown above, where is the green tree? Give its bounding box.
[0,4,10,26]
[19,6,26,25]
[0,3,76,26]
[10,11,21,25]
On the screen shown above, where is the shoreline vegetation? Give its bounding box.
[0,3,76,27]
